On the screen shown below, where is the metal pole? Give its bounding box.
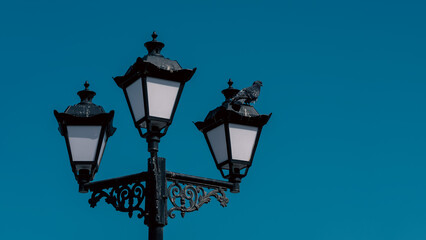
[146,132,167,240]
[149,226,163,240]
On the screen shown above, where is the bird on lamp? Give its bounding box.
[231,81,263,105]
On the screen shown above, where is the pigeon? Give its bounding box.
[231,81,263,105]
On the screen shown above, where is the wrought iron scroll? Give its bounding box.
[88,182,146,219]
[167,181,229,219]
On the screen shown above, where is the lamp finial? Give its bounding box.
[221,79,240,100]
[77,81,96,103]
[152,31,158,41]
[144,31,165,55]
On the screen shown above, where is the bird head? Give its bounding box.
[253,81,263,87]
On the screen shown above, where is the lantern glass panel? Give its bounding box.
[146,76,180,120]
[125,78,145,123]
[97,131,107,165]
[67,125,102,162]
[206,124,228,164]
[229,123,258,161]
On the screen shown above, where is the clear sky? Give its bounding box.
[1,0,426,239]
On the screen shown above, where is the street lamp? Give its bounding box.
[54,33,270,240]
[113,32,196,138]
[54,81,116,192]
[195,79,271,192]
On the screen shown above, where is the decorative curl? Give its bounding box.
[167,181,229,218]
[89,182,146,219]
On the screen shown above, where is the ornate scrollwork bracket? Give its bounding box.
[166,171,233,219]
[84,170,235,221]
[85,172,148,219]
[167,181,229,218]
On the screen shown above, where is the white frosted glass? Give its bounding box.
[229,124,258,161]
[206,124,228,164]
[97,131,107,165]
[67,126,101,162]
[146,77,180,119]
[126,78,145,122]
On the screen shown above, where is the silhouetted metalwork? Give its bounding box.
[86,172,148,218]
[84,169,234,220]
[55,32,270,240]
[167,181,229,218]
[89,183,146,218]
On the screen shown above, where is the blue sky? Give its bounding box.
[1,0,426,239]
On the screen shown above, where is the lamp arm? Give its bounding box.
[166,171,236,190]
[166,171,237,219]
[84,172,148,219]
[81,169,240,221]
[84,171,148,191]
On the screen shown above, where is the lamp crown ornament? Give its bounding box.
[152,31,158,41]
[62,81,106,118]
[77,81,96,104]
[221,79,240,101]
[144,31,165,56]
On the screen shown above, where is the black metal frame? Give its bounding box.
[82,131,237,240]
[195,104,271,184]
[202,121,264,180]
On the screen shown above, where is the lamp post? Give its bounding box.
[54,33,271,240]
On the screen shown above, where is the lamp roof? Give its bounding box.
[54,82,116,137]
[114,32,196,87]
[124,32,183,76]
[64,81,106,118]
[139,32,182,71]
[221,79,240,100]
[195,80,271,132]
